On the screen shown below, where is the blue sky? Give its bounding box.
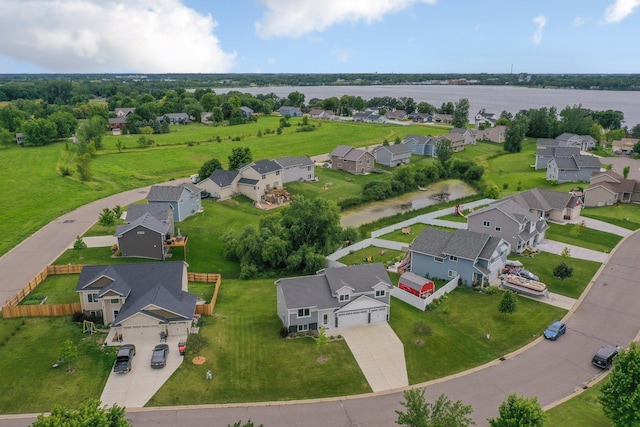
[0,0,638,74]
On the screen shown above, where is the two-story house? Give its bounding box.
[274,156,316,182]
[409,228,510,287]
[449,128,478,145]
[584,170,640,207]
[481,125,506,143]
[115,204,175,260]
[474,109,499,127]
[535,146,581,170]
[372,144,412,167]
[403,134,438,156]
[276,263,392,333]
[505,188,582,222]
[146,183,202,222]
[237,160,283,202]
[198,169,240,201]
[329,145,375,174]
[546,153,601,183]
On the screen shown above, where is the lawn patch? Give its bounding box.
[581,205,640,231]
[546,380,608,427]
[545,223,622,252]
[337,247,404,267]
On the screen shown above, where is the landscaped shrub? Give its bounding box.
[73,235,87,250]
[483,286,501,295]
[59,166,73,177]
[280,327,289,338]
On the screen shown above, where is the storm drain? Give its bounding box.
[63,220,75,223]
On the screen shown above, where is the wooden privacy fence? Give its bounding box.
[2,265,221,319]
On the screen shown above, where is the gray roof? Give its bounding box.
[506,188,578,212]
[470,198,539,227]
[324,263,391,294]
[207,169,238,188]
[115,212,171,236]
[344,147,369,162]
[574,154,601,168]
[449,127,469,134]
[330,145,354,157]
[159,113,189,120]
[536,138,559,147]
[126,203,172,222]
[250,159,282,174]
[403,134,435,146]
[274,156,314,168]
[240,106,253,114]
[76,262,196,325]
[238,177,259,185]
[411,228,493,262]
[147,182,201,202]
[556,132,578,142]
[376,144,413,155]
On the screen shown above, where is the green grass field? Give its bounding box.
[546,380,609,426]
[545,223,622,252]
[581,204,640,230]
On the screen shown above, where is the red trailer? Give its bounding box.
[398,272,435,299]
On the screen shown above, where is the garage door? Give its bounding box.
[338,310,368,327]
[370,307,387,323]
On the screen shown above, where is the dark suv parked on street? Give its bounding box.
[592,345,618,369]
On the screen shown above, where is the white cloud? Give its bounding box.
[604,0,640,22]
[532,15,547,45]
[255,0,437,39]
[572,16,586,26]
[0,0,236,73]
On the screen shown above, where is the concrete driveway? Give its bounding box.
[101,334,187,408]
[338,323,408,392]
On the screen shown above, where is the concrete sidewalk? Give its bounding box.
[537,239,609,263]
[68,235,117,249]
[566,216,631,237]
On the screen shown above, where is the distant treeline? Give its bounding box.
[1,73,639,103]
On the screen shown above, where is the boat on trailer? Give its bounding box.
[502,274,548,297]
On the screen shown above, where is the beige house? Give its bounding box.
[236,160,283,201]
[482,125,507,143]
[330,145,375,174]
[584,170,640,207]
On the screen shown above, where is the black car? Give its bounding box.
[592,345,619,369]
[113,344,136,373]
[150,343,169,369]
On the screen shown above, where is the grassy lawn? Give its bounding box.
[546,380,609,427]
[510,252,602,299]
[337,247,405,266]
[0,317,115,414]
[581,204,640,231]
[545,223,622,252]
[20,274,80,305]
[378,223,430,243]
[390,287,567,384]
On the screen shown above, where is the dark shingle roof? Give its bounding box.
[324,263,391,294]
[330,145,354,157]
[238,177,259,185]
[207,169,238,188]
[250,159,282,174]
[274,156,314,168]
[470,199,538,226]
[126,203,172,222]
[147,183,201,202]
[506,188,577,212]
[115,212,171,236]
[411,228,492,262]
[403,134,435,146]
[383,144,413,154]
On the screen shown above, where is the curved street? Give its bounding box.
[0,186,639,426]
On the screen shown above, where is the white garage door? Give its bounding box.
[370,307,387,323]
[338,310,369,327]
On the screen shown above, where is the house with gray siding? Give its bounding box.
[157,113,190,124]
[546,154,601,183]
[505,188,582,222]
[535,146,581,170]
[372,144,412,167]
[236,159,284,202]
[278,106,302,117]
[147,183,202,222]
[409,228,510,287]
[274,156,315,182]
[449,128,478,145]
[556,133,596,151]
[275,263,392,333]
[115,204,176,260]
[467,199,548,253]
[329,145,375,174]
[402,134,437,156]
[76,262,196,340]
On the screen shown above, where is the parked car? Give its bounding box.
[543,321,567,341]
[592,345,619,369]
[517,269,540,281]
[113,344,136,373]
[150,344,169,369]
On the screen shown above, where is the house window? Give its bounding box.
[338,163,342,169]
[366,158,370,164]
[375,289,386,297]
[110,298,120,304]
[495,226,501,232]
[297,324,309,332]
[323,314,329,325]
[262,174,266,179]
[137,231,145,234]
[88,293,99,303]
[449,255,458,262]
[276,170,280,176]
[434,257,444,263]
[339,294,350,302]
[297,308,310,318]
[307,166,311,171]
[308,174,312,179]
[483,220,491,227]
[448,270,457,278]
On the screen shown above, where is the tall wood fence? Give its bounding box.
[2,265,221,319]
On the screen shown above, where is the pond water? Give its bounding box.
[339,180,476,228]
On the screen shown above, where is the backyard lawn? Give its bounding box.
[545,222,623,253]
[338,247,404,266]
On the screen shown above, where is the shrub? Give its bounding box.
[59,166,73,177]
[483,286,501,295]
[73,235,87,250]
[280,327,289,338]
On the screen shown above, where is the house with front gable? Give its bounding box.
[239,106,254,118]
[535,146,581,170]
[449,127,478,145]
[237,159,283,202]
[329,145,375,174]
[433,114,452,124]
[275,263,392,333]
[403,134,438,156]
[372,144,412,167]
[385,109,407,120]
[157,113,190,125]
[278,106,303,117]
[115,204,175,260]
[198,169,239,201]
[505,188,582,222]
[546,153,601,183]
[76,261,196,340]
[474,109,499,127]
[438,133,465,152]
[147,183,202,222]
[114,107,136,118]
[584,170,640,207]
[467,199,548,253]
[274,156,315,182]
[409,113,434,123]
[481,125,506,143]
[556,133,596,151]
[409,228,510,287]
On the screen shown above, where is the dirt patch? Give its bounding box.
[192,356,206,365]
[317,356,327,364]
[415,339,425,347]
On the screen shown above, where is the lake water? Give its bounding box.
[216,84,640,127]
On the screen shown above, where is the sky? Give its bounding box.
[0,0,638,74]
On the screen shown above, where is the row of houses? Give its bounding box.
[535,134,602,183]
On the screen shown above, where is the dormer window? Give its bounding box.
[375,289,386,297]
[339,294,350,302]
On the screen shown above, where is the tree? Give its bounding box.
[77,115,106,149]
[623,165,630,179]
[280,196,342,254]
[0,127,14,149]
[499,291,517,316]
[484,184,500,199]
[198,158,223,181]
[630,123,640,139]
[228,147,252,171]
[395,388,475,427]
[504,116,528,153]
[435,138,453,165]
[31,399,130,427]
[452,98,470,128]
[21,118,57,146]
[600,342,640,426]
[560,247,571,258]
[488,393,547,427]
[73,235,87,250]
[76,152,92,181]
[99,208,116,226]
[317,326,328,359]
[553,262,573,280]
[200,92,220,112]
[60,339,78,372]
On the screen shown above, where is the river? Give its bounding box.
[339,180,476,228]
[216,84,640,127]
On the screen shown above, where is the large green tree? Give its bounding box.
[77,115,106,149]
[21,118,57,146]
[228,147,252,171]
[281,196,342,254]
[504,116,528,153]
[488,393,547,427]
[31,399,129,427]
[198,158,223,181]
[499,291,517,316]
[395,388,475,427]
[600,342,640,426]
[48,110,79,138]
[452,98,470,128]
[560,105,594,135]
[435,138,453,164]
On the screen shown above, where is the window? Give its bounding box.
[448,270,457,278]
[297,324,309,332]
[375,289,386,297]
[297,308,310,318]
[262,174,266,179]
[137,231,145,234]
[88,293,99,303]
[307,166,311,171]
[366,158,370,164]
[495,226,502,232]
[449,255,458,262]
[276,170,280,176]
[110,298,120,304]
[483,220,491,227]
[339,294,350,302]
[434,257,444,263]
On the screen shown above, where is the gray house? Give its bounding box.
[240,106,254,118]
[535,146,581,170]
[76,262,196,340]
[467,199,548,253]
[278,106,303,117]
[505,188,583,222]
[147,183,202,222]
[372,144,412,167]
[115,204,176,260]
[276,263,392,333]
[274,156,315,182]
[157,113,190,124]
[556,133,597,151]
[546,154,601,183]
[403,134,437,156]
[409,228,510,287]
